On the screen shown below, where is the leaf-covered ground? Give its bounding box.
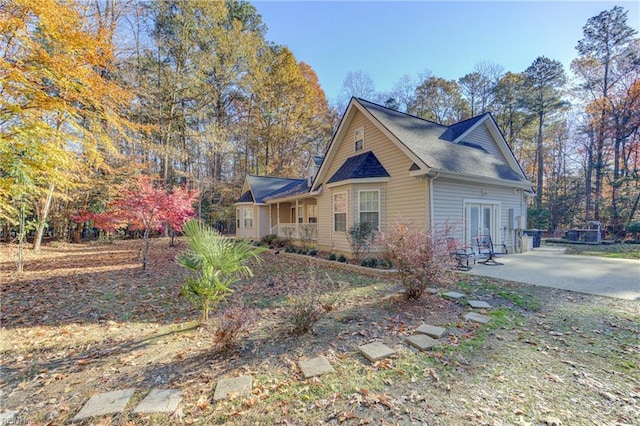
[1,239,638,425]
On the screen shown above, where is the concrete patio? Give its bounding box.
[464,247,640,301]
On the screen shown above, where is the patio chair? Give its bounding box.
[474,234,506,266]
[446,236,476,270]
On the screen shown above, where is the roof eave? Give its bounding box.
[427,169,534,189]
[264,190,320,204]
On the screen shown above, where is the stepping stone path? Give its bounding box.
[298,356,334,379]
[415,324,446,339]
[405,334,438,351]
[468,300,492,309]
[71,388,183,421]
[464,312,492,324]
[443,291,466,299]
[213,375,253,401]
[72,388,136,421]
[358,341,396,362]
[40,288,502,423]
[0,411,18,423]
[132,389,182,414]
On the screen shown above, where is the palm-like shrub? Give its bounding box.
[176,219,265,322]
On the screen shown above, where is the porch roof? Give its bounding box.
[242,175,307,204]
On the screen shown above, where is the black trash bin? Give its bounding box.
[524,229,542,248]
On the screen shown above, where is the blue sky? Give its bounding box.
[252,1,640,104]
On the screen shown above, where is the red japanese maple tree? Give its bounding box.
[73,175,199,271]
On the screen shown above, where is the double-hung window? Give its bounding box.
[243,208,254,229]
[333,192,347,232]
[354,127,364,151]
[359,190,379,231]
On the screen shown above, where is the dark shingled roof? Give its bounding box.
[263,180,310,201]
[237,191,254,203]
[439,114,488,142]
[328,151,390,184]
[242,175,307,203]
[355,98,528,184]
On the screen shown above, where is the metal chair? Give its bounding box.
[446,236,476,270]
[474,234,505,265]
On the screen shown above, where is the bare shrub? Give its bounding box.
[210,303,257,354]
[382,220,455,299]
[287,267,340,335]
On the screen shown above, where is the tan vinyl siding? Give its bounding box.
[258,205,270,238]
[320,110,428,237]
[237,205,257,239]
[432,178,525,252]
[466,123,504,158]
[317,189,332,251]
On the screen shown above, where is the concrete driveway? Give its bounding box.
[464,247,640,301]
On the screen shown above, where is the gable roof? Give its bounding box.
[312,156,323,166]
[312,98,531,189]
[240,175,307,204]
[327,151,390,184]
[439,114,488,142]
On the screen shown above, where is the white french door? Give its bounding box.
[465,202,500,247]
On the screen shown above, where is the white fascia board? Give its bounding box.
[326,177,390,189]
[312,99,429,191]
[311,100,358,192]
[264,191,320,204]
[356,103,428,170]
[428,169,534,189]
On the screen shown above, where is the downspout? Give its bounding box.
[429,173,440,230]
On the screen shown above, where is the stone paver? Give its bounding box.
[415,324,446,339]
[298,356,334,379]
[213,375,252,401]
[468,300,492,309]
[0,411,18,423]
[358,341,396,362]
[72,388,136,421]
[133,389,182,414]
[443,291,465,299]
[405,334,438,351]
[464,312,492,324]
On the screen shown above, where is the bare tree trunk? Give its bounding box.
[535,111,544,209]
[33,183,55,253]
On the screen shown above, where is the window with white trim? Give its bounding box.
[307,204,317,223]
[359,190,380,230]
[243,208,254,229]
[354,127,364,151]
[297,200,304,224]
[333,192,347,232]
[236,209,240,230]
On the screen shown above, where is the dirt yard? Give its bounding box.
[1,238,638,425]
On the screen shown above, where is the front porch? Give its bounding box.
[269,198,318,241]
[270,223,317,241]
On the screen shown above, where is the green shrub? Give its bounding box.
[308,249,318,256]
[626,222,640,242]
[328,253,337,261]
[337,254,347,263]
[377,258,394,269]
[261,234,278,245]
[285,246,296,253]
[347,222,376,262]
[360,257,379,268]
